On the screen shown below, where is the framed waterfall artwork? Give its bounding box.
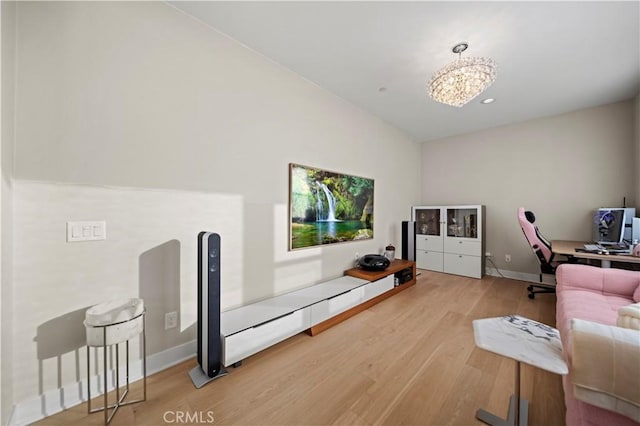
[289,163,374,250]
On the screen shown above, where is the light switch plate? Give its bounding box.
[67,221,107,242]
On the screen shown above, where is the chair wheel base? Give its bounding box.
[526,283,555,299]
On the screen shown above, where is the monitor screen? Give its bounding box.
[593,208,627,245]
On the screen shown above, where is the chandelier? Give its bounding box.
[428,42,497,107]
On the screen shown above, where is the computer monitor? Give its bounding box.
[632,217,640,243]
[593,208,627,245]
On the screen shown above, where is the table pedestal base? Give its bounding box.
[473,317,568,426]
[477,360,529,426]
[476,395,529,426]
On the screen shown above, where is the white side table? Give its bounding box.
[85,299,147,425]
[472,315,568,426]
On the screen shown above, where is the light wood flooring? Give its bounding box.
[37,271,565,425]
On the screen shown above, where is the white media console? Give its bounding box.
[220,259,416,367]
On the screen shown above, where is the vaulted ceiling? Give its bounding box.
[169,1,640,142]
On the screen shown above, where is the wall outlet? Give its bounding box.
[485,252,491,257]
[505,254,511,263]
[165,311,178,330]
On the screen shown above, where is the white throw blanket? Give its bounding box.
[617,302,640,330]
[571,318,640,422]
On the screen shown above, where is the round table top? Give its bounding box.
[85,298,144,327]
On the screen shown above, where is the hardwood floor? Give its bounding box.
[37,271,565,425]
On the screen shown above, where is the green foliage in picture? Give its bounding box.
[289,163,374,250]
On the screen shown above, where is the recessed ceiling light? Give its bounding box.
[481,98,495,104]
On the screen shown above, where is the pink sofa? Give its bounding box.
[556,264,640,426]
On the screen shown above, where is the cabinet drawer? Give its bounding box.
[443,238,481,256]
[363,275,394,301]
[443,253,481,278]
[223,307,311,366]
[416,250,443,272]
[311,286,364,325]
[416,234,442,251]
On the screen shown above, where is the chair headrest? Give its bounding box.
[524,211,536,224]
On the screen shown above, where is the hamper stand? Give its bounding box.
[85,299,147,425]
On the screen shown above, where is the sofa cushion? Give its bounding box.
[556,264,640,298]
[557,289,631,361]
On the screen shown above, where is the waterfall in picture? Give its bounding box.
[316,182,340,222]
[315,186,324,221]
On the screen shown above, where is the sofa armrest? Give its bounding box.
[556,264,639,298]
[571,318,640,422]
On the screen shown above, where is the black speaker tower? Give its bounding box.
[189,232,227,388]
[401,221,416,261]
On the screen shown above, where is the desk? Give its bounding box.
[552,240,640,268]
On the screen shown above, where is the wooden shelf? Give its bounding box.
[344,259,416,283]
[307,259,416,336]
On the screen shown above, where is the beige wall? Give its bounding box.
[421,101,636,277]
[8,1,421,415]
[1,1,16,424]
[635,93,640,211]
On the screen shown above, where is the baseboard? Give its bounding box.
[8,340,197,426]
[484,267,541,284]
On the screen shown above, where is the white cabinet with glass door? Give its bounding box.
[413,207,444,272]
[412,205,485,278]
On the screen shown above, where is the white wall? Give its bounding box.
[1,1,16,424]
[421,101,636,276]
[7,1,421,419]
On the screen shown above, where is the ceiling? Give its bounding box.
[169,1,640,142]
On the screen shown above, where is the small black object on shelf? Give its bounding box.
[358,254,391,271]
[395,267,413,284]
